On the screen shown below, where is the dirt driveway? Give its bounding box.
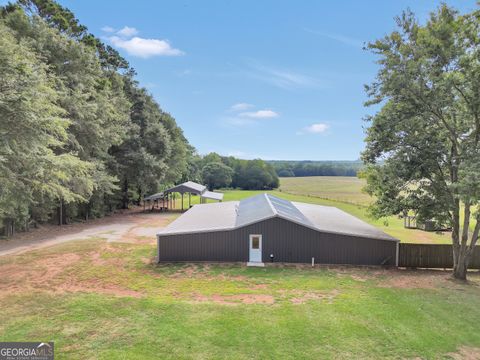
[0,209,178,257]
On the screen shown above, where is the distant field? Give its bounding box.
[279,176,371,206]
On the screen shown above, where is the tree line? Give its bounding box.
[187,153,279,191]
[269,160,363,177]
[0,0,194,234]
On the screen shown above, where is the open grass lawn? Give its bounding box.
[279,176,372,206]
[1,236,480,359]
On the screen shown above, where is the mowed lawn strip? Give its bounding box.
[1,238,480,359]
[279,176,372,206]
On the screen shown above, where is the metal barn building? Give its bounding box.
[157,194,399,266]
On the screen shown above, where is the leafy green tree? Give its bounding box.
[180,152,203,183]
[0,0,194,231]
[160,111,191,184]
[233,159,279,190]
[110,83,171,208]
[0,21,92,231]
[362,5,480,280]
[201,162,234,190]
[202,152,222,166]
[3,7,131,220]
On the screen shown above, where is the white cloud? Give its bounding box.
[223,104,278,126]
[304,28,363,48]
[245,60,319,90]
[108,36,184,58]
[299,123,330,135]
[104,25,184,58]
[230,103,254,112]
[239,110,279,119]
[116,26,139,37]
[101,26,115,33]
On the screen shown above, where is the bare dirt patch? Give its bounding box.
[288,290,339,304]
[192,293,275,305]
[335,267,373,282]
[250,283,269,290]
[0,209,177,256]
[0,253,81,289]
[167,264,249,282]
[55,280,143,298]
[118,213,176,244]
[335,267,480,290]
[446,346,480,360]
[374,269,478,290]
[0,245,142,299]
[89,251,125,266]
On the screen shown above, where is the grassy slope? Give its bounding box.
[1,240,480,359]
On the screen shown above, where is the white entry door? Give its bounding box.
[249,234,262,263]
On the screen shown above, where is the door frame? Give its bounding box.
[249,234,263,263]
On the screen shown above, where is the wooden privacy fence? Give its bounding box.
[398,243,480,269]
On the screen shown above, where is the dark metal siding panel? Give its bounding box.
[158,230,247,262]
[158,217,397,265]
[237,218,397,265]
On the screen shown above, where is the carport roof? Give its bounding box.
[201,191,224,201]
[158,193,398,242]
[164,181,206,195]
[144,192,164,201]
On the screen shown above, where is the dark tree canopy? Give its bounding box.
[191,153,279,191]
[269,160,362,177]
[201,162,234,191]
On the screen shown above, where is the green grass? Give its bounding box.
[1,239,480,359]
[280,176,372,206]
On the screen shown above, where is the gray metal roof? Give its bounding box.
[201,190,224,201]
[158,193,398,242]
[268,195,314,228]
[235,194,314,229]
[293,202,397,241]
[235,194,275,227]
[144,192,164,201]
[159,201,239,235]
[164,181,206,195]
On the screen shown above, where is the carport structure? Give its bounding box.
[144,181,223,212]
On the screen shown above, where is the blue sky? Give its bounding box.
[22,1,480,159]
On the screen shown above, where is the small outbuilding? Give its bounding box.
[144,181,224,211]
[157,193,399,266]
